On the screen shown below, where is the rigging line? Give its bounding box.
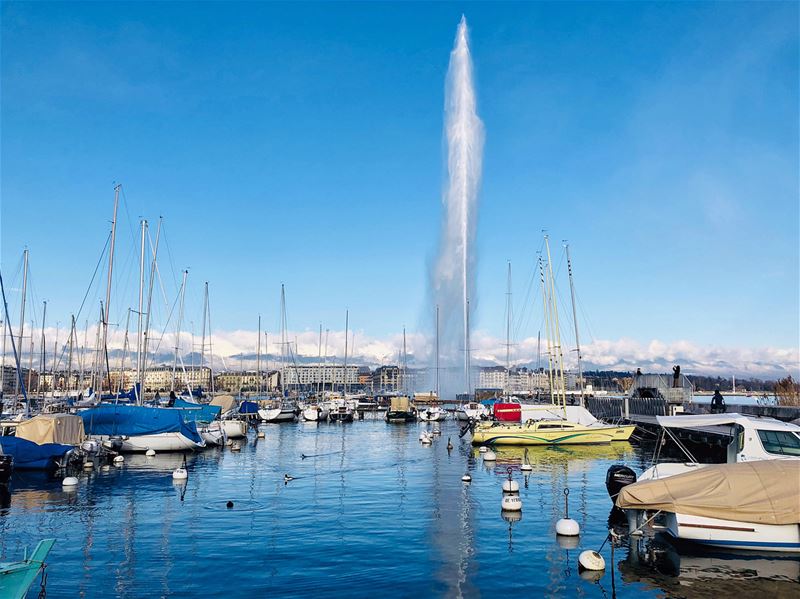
[145,288,181,367]
[74,232,111,325]
[119,184,138,250]
[160,221,180,290]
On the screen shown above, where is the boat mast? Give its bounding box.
[465,298,471,395]
[402,327,407,395]
[0,270,28,405]
[256,314,262,397]
[544,236,567,413]
[435,305,440,400]
[323,329,329,395]
[200,282,207,375]
[505,261,512,397]
[14,249,28,399]
[135,219,148,404]
[206,283,216,395]
[118,308,131,395]
[280,284,286,396]
[67,315,75,393]
[140,218,161,380]
[538,256,555,405]
[101,184,120,395]
[343,310,349,396]
[38,300,46,401]
[51,324,58,395]
[171,269,188,393]
[316,323,322,397]
[564,243,584,407]
[26,321,34,403]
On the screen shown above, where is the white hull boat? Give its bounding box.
[302,406,329,422]
[456,402,489,422]
[220,420,249,439]
[418,406,447,422]
[97,433,205,453]
[199,422,227,446]
[663,511,800,553]
[258,407,297,423]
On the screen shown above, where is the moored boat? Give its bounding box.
[470,418,635,446]
[0,539,56,599]
[385,396,416,423]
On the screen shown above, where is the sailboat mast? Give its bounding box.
[538,256,555,404]
[101,184,120,394]
[135,219,148,404]
[172,269,188,392]
[465,299,471,395]
[257,315,262,396]
[343,310,349,395]
[14,249,28,399]
[402,327,407,394]
[317,323,322,396]
[435,305,440,400]
[67,315,75,393]
[0,270,28,404]
[141,218,161,379]
[565,243,584,407]
[38,301,47,399]
[280,284,286,396]
[544,236,567,411]
[505,261,512,395]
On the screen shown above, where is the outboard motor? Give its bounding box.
[459,418,476,439]
[0,455,13,485]
[605,464,637,502]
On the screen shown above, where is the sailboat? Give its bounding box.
[418,307,446,422]
[327,311,355,423]
[258,285,297,423]
[470,237,635,446]
[385,328,416,423]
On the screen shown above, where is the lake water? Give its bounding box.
[2,418,798,598]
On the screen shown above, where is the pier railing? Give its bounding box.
[586,396,669,420]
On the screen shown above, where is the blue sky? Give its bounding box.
[2,2,798,373]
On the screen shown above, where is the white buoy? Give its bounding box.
[478,446,488,453]
[145,449,156,457]
[62,476,79,487]
[419,432,427,441]
[502,479,520,493]
[501,494,522,512]
[521,462,533,472]
[578,550,606,572]
[172,467,188,480]
[257,431,265,439]
[462,473,472,483]
[421,434,432,445]
[556,518,581,536]
[83,461,94,470]
[556,488,580,536]
[433,428,442,436]
[226,438,233,446]
[100,465,110,472]
[483,450,497,461]
[113,455,124,464]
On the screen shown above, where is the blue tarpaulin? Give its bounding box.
[173,398,221,423]
[0,436,72,470]
[239,401,259,414]
[80,404,203,444]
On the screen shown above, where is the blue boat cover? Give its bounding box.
[239,401,259,414]
[173,398,221,423]
[80,404,203,444]
[0,436,72,470]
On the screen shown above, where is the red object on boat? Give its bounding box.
[493,402,521,422]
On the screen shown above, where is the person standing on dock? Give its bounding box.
[672,365,681,388]
[711,388,726,414]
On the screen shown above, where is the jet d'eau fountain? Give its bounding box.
[431,16,484,397]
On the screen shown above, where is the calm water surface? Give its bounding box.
[2,419,798,598]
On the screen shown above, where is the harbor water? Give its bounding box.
[2,419,798,598]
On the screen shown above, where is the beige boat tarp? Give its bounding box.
[210,395,236,413]
[390,396,411,412]
[15,414,85,445]
[617,460,800,525]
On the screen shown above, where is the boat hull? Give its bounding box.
[418,408,446,422]
[665,512,800,553]
[220,420,249,439]
[329,410,354,423]
[258,408,297,423]
[0,539,55,599]
[471,423,635,446]
[302,407,329,422]
[386,411,417,423]
[97,433,204,452]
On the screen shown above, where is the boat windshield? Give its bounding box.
[756,429,800,457]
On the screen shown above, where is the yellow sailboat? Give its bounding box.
[471,237,635,446]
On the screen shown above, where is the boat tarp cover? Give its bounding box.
[0,436,73,470]
[617,460,800,525]
[172,398,221,422]
[210,395,236,413]
[390,396,410,412]
[239,401,259,414]
[14,414,85,445]
[80,405,203,443]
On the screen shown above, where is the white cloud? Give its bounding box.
[11,325,798,380]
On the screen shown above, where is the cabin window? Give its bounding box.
[756,430,800,457]
[538,423,573,430]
